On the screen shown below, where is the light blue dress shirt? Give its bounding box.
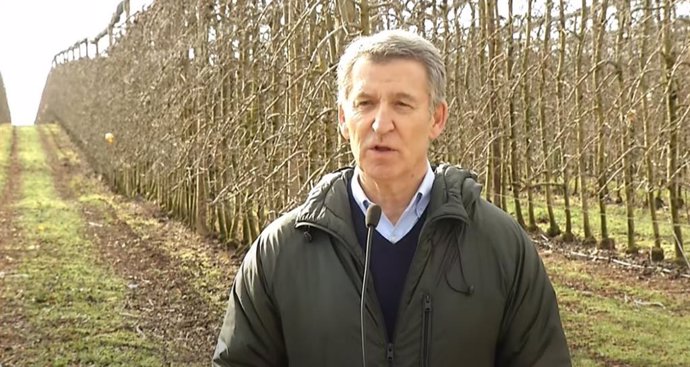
[351,162,434,244]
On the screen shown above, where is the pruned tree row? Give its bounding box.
[36,0,689,262]
[0,72,11,124]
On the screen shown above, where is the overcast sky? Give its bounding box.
[0,0,151,125]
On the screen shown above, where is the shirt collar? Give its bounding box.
[351,162,434,218]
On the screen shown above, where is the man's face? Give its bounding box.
[338,57,447,183]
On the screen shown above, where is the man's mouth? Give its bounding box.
[372,145,394,152]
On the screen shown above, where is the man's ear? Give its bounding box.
[338,104,349,140]
[429,100,448,140]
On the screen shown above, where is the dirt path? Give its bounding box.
[0,127,27,361]
[38,125,238,364]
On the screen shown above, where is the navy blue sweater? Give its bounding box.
[348,182,427,341]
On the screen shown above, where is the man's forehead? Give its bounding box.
[351,57,426,77]
[349,58,428,94]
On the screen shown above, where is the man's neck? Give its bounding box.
[358,164,428,225]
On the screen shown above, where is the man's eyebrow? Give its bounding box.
[393,92,418,101]
[352,91,374,100]
[351,91,418,101]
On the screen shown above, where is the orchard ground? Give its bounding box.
[0,124,688,366]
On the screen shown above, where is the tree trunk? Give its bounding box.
[479,0,491,203]
[522,0,538,231]
[506,0,525,228]
[538,0,561,237]
[195,0,211,237]
[360,0,370,35]
[661,0,684,262]
[615,0,637,253]
[484,0,502,209]
[592,0,614,249]
[557,0,574,241]
[574,0,595,244]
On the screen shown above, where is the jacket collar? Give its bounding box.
[295,164,481,234]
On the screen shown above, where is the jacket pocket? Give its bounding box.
[421,294,432,367]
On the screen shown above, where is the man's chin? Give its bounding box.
[359,165,400,182]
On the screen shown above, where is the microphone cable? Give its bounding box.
[361,204,382,367]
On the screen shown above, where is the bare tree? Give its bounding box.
[592,0,615,249]
[0,72,11,124]
[574,0,595,243]
[483,0,503,209]
[538,0,561,237]
[615,0,637,253]
[506,0,526,228]
[661,0,684,261]
[521,0,538,231]
[637,0,664,261]
[557,0,574,242]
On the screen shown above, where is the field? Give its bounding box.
[0,124,688,366]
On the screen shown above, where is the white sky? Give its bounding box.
[0,0,151,125]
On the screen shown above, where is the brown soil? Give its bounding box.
[0,127,28,361]
[537,237,690,318]
[539,236,690,293]
[37,127,240,364]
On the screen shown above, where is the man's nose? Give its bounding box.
[372,105,394,134]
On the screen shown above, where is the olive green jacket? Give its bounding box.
[213,164,571,366]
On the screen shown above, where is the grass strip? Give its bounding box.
[45,123,233,312]
[0,124,11,188]
[9,126,163,366]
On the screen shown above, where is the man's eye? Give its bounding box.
[356,101,371,107]
[397,102,411,108]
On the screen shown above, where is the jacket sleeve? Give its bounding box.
[212,236,287,367]
[495,226,572,367]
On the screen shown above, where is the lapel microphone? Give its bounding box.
[362,204,382,367]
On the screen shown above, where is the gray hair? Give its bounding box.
[336,29,446,109]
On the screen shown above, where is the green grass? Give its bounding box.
[506,192,688,256]
[505,190,690,366]
[556,282,690,367]
[0,124,11,188]
[544,255,690,367]
[570,351,604,367]
[7,127,163,366]
[48,123,232,312]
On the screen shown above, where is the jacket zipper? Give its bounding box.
[391,213,461,323]
[421,294,432,367]
[380,215,460,367]
[387,214,459,340]
[299,217,452,366]
[296,221,391,350]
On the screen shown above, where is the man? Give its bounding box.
[213,29,571,366]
